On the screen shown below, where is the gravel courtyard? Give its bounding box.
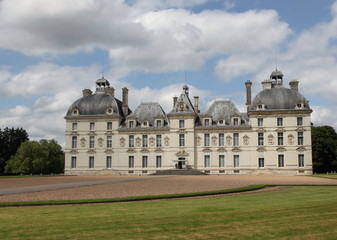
[0,175,336,202]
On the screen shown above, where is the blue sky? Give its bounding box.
[1,0,337,146]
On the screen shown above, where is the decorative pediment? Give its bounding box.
[256,128,265,133]
[70,131,79,136]
[276,147,286,152]
[69,150,78,154]
[256,147,266,152]
[87,149,96,154]
[154,148,163,153]
[105,149,114,154]
[232,147,241,152]
[217,147,227,152]
[176,149,189,157]
[296,127,305,132]
[203,148,212,152]
[88,131,96,135]
[106,131,114,135]
[140,148,150,153]
[296,146,307,151]
[127,148,136,153]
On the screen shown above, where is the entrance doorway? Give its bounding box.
[177,158,186,169]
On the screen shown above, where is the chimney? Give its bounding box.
[194,96,199,113]
[245,81,252,107]
[289,80,299,91]
[105,86,115,96]
[173,96,178,107]
[122,87,129,116]
[82,89,92,97]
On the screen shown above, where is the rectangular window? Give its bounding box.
[107,122,112,130]
[142,135,148,148]
[298,154,304,167]
[89,156,94,168]
[107,136,112,148]
[129,135,134,148]
[179,134,185,147]
[142,156,148,168]
[156,135,162,147]
[204,133,210,146]
[234,155,240,168]
[204,155,210,168]
[128,156,134,168]
[233,133,239,146]
[72,122,77,131]
[71,156,77,168]
[219,133,224,146]
[156,156,162,168]
[90,122,95,130]
[278,132,283,146]
[219,155,225,168]
[297,117,303,126]
[258,158,264,168]
[258,133,264,146]
[156,120,162,127]
[179,120,185,128]
[129,121,134,128]
[89,136,95,148]
[72,136,77,148]
[258,118,263,127]
[233,118,239,126]
[298,132,304,145]
[278,155,284,167]
[277,118,283,126]
[106,156,112,169]
[205,119,210,126]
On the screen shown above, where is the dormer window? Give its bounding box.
[90,122,95,131]
[106,108,113,115]
[204,119,210,126]
[218,119,225,125]
[257,104,265,110]
[129,121,134,128]
[233,118,239,126]
[72,108,79,116]
[156,120,162,127]
[142,121,149,127]
[296,102,303,109]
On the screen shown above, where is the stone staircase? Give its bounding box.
[150,169,208,175]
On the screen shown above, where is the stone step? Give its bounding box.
[151,169,208,175]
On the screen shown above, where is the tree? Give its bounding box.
[312,126,337,173]
[0,127,29,175]
[4,139,64,175]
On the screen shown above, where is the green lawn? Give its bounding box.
[314,173,337,179]
[1,187,337,240]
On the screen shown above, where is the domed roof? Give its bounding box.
[250,86,310,111]
[66,92,124,117]
[270,70,284,79]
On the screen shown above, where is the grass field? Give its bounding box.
[1,186,337,240]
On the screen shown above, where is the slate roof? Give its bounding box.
[206,100,244,124]
[127,102,168,126]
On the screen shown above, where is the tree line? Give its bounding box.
[0,126,336,175]
[0,127,64,175]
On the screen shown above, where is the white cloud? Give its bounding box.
[127,0,208,10]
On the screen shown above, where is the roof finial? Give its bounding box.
[275,48,278,71]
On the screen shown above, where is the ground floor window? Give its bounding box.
[234,155,240,168]
[142,156,148,168]
[204,155,210,168]
[258,158,264,168]
[106,156,112,169]
[298,154,304,167]
[129,156,134,168]
[219,155,225,168]
[71,156,77,168]
[278,155,284,167]
[89,156,94,168]
[156,156,162,168]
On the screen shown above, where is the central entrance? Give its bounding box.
[177,157,186,169]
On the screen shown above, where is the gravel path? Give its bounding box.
[0,175,336,202]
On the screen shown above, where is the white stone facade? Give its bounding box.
[64,71,312,175]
